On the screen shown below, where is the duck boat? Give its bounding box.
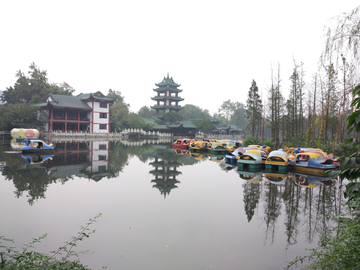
[172,138,191,149]
[207,141,226,155]
[189,140,209,151]
[21,139,54,154]
[237,149,267,171]
[225,147,251,164]
[288,151,337,176]
[265,150,288,172]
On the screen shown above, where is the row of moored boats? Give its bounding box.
[172,138,339,176]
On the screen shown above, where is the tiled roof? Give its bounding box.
[46,94,92,109]
[77,91,116,102]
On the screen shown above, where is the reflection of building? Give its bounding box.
[37,91,115,133]
[45,141,114,181]
[149,157,182,197]
[151,74,184,116]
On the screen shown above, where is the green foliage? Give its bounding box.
[137,106,155,118]
[178,104,211,121]
[245,80,262,137]
[162,112,183,123]
[0,103,44,131]
[0,214,105,270]
[1,63,75,105]
[193,119,215,133]
[218,100,246,125]
[107,89,126,104]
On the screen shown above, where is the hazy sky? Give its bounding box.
[1,1,359,115]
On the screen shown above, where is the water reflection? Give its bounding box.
[0,141,347,269]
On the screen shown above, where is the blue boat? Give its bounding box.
[21,139,54,154]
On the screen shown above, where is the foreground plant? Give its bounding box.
[0,213,105,270]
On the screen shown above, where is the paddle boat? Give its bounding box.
[189,140,210,151]
[265,150,288,172]
[218,140,242,152]
[237,149,267,171]
[21,139,54,154]
[225,147,252,164]
[207,141,226,155]
[172,138,191,149]
[288,151,337,176]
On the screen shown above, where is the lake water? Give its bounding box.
[0,140,345,270]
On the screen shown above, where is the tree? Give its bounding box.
[1,63,75,105]
[267,64,283,147]
[178,104,211,121]
[218,100,246,126]
[245,80,262,137]
[193,119,215,133]
[137,106,155,118]
[0,103,44,131]
[162,111,183,123]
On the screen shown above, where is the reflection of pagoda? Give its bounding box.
[151,74,184,116]
[149,157,182,197]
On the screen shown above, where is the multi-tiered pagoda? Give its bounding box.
[151,74,184,116]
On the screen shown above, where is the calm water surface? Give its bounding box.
[0,140,344,270]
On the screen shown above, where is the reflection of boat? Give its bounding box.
[265,150,288,172]
[189,151,206,160]
[263,171,288,185]
[289,151,337,176]
[236,169,263,183]
[290,171,337,188]
[207,153,224,162]
[237,149,266,171]
[22,154,54,165]
[172,138,191,149]
[21,139,54,154]
[173,147,190,155]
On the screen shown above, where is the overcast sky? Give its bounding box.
[1,1,359,115]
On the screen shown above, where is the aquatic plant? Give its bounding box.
[0,213,105,270]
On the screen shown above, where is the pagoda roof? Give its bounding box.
[153,86,182,92]
[76,91,116,102]
[151,96,184,101]
[155,74,181,87]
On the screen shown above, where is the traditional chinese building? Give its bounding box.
[151,74,184,116]
[37,91,115,133]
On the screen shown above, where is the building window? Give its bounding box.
[98,155,107,160]
[99,144,107,150]
[100,102,107,108]
[100,113,107,118]
[99,124,107,130]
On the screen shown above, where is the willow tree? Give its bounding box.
[245,80,262,137]
[321,5,360,140]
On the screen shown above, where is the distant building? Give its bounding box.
[37,91,115,133]
[151,74,184,116]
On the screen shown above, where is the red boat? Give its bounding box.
[172,138,191,149]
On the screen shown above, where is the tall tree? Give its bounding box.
[1,63,75,104]
[245,80,262,137]
[267,64,283,147]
